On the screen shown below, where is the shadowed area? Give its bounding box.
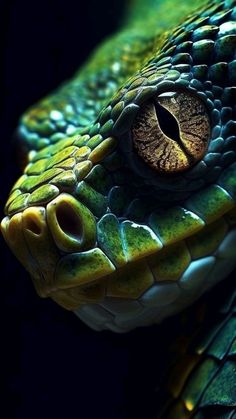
[56,202,84,241]
[1,0,236,417]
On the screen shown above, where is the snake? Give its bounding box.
[1,0,236,416]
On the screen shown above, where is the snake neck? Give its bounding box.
[123,0,208,29]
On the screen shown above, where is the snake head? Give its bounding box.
[2,1,236,331]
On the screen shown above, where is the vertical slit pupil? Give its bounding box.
[154,101,181,143]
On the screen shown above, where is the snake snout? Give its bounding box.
[1,193,100,300]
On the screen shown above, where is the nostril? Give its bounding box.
[25,217,42,235]
[56,202,83,242]
[47,193,96,252]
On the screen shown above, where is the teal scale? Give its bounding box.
[1,0,236,416]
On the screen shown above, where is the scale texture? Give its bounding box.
[1,0,236,416]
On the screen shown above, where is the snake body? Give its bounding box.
[1,0,236,416]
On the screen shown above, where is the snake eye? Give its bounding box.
[132,91,210,174]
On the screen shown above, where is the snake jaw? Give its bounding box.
[2,147,236,331]
[2,172,236,325]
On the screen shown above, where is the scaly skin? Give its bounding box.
[1,0,236,415]
[151,277,235,418]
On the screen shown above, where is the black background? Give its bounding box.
[0,1,169,418]
[1,2,235,419]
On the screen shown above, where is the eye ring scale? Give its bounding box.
[132,90,211,174]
